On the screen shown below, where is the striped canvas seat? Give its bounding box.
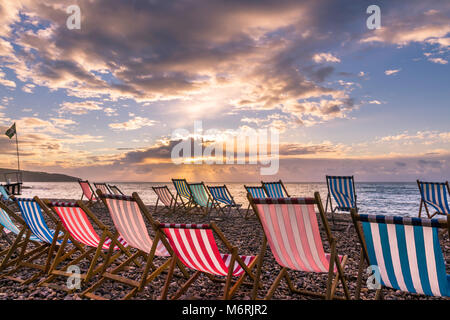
[15,198,64,244]
[0,207,39,241]
[353,213,449,298]
[160,223,255,276]
[262,180,289,198]
[188,183,213,208]
[417,181,450,217]
[78,180,98,204]
[245,186,268,199]
[253,198,342,273]
[158,222,258,300]
[208,186,233,205]
[103,194,169,256]
[172,179,191,201]
[326,175,356,212]
[49,201,127,250]
[152,186,174,208]
[94,183,111,195]
[249,194,350,300]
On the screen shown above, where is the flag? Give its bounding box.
[5,123,16,139]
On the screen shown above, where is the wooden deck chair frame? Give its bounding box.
[248,192,350,300]
[94,182,113,195]
[325,175,358,225]
[159,222,259,300]
[417,180,450,218]
[0,197,79,285]
[81,191,189,300]
[261,180,290,198]
[172,179,195,214]
[0,202,48,272]
[207,184,243,217]
[244,185,268,219]
[78,179,100,207]
[152,186,176,215]
[188,182,219,216]
[36,198,134,291]
[108,184,124,195]
[351,210,450,300]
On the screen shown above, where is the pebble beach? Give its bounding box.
[0,200,448,301]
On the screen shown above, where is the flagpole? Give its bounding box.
[15,126,20,174]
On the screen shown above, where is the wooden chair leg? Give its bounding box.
[171,271,201,300]
[264,267,287,300]
[355,248,365,300]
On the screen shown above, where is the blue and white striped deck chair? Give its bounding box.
[188,182,215,216]
[172,178,194,213]
[0,202,42,271]
[3,197,68,284]
[351,211,450,299]
[207,185,242,216]
[417,180,450,218]
[244,185,268,218]
[325,176,357,225]
[261,180,290,198]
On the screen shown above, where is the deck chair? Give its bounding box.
[0,203,43,271]
[82,191,188,300]
[159,222,258,300]
[36,198,134,291]
[94,182,112,195]
[188,182,217,216]
[248,193,350,300]
[351,211,449,299]
[417,180,450,218]
[261,180,290,198]
[78,179,99,207]
[108,185,124,195]
[244,185,268,218]
[1,197,78,285]
[172,179,194,213]
[152,186,176,215]
[325,175,357,224]
[208,185,242,216]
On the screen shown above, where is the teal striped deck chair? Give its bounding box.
[417,180,450,218]
[172,178,194,213]
[207,185,242,216]
[351,211,450,299]
[261,180,290,198]
[2,197,75,285]
[244,185,268,219]
[0,202,42,272]
[188,182,215,216]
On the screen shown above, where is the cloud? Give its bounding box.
[384,69,401,76]
[0,70,16,88]
[428,57,448,64]
[109,116,157,131]
[312,52,340,63]
[59,101,103,115]
[22,83,35,93]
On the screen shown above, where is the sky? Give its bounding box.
[0,0,449,182]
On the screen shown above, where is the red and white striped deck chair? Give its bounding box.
[94,182,112,195]
[158,222,258,300]
[248,192,350,300]
[36,198,133,290]
[152,186,175,215]
[78,179,99,207]
[82,191,188,300]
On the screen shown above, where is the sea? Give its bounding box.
[18,182,424,217]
